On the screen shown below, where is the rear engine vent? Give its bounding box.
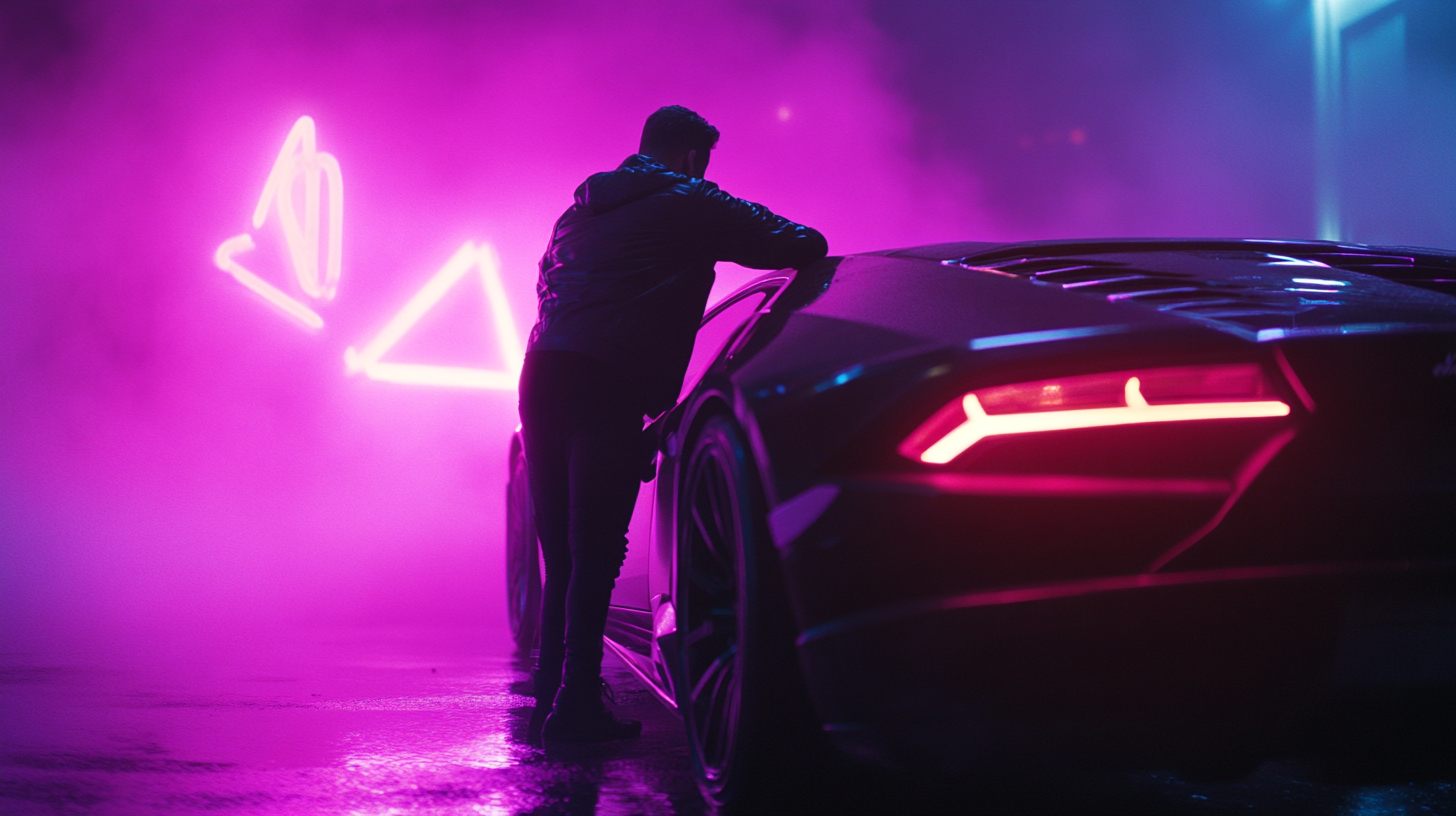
[945,255,1306,323]
[971,258,1128,276]
[1300,252,1456,296]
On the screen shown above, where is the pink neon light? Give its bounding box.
[251,116,343,301]
[213,234,324,330]
[214,116,341,330]
[344,241,523,390]
[916,377,1290,464]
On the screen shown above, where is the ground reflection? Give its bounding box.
[3,628,1452,815]
[0,628,704,815]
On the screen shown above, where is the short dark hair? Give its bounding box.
[640,105,720,157]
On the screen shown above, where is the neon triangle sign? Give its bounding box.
[344,241,523,390]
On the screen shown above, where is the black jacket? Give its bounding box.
[527,154,828,415]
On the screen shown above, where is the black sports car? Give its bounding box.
[507,238,1456,807]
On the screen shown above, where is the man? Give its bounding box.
[520,105,827,745]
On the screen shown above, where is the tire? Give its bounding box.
[676,414,824,812]
[506,438,541,655]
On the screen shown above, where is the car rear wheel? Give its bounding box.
[677,414,824,812]
[506,438,541,655]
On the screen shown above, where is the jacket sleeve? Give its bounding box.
[700,186,829,270]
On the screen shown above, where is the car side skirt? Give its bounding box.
[604,606,677,711]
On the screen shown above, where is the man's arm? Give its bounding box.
[701,186,828,270]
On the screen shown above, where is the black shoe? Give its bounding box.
[542,679,641,745]
[542,705,642,745]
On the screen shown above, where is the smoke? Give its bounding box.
[14,0,1441,661]
[869,0,1324,242]
[0,0,987,656]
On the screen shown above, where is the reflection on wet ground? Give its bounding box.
[0,629,703,815]
[1,628,1452,815]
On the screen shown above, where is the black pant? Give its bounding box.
[518,350,643,706]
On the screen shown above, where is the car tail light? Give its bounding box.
[899,364,1291,465]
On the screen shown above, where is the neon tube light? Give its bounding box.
[214,234,324,330]
[917,377,1290,465]
[252,116,343,301]
[344,241,523,390]
[214,116,341,330]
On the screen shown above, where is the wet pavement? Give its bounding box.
[2,627,1453,815]
[0,629,703,816]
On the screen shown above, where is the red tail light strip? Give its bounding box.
[902,365,1294,466]
[917,377,1289,464]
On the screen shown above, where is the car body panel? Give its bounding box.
[608,482,654,609]
[512,237,1456,766]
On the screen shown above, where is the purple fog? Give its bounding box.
[1,0,1450,661]
[5,3,1456,813]
[0,0,993,661]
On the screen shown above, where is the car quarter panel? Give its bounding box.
[718,245,1456,637]
[724,255,1213,498]
[631,241,1456,772]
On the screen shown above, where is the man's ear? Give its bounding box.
[685,149,699,177]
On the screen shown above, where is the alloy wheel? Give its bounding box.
[681,420,748,788]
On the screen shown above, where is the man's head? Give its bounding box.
[639,105,719,179]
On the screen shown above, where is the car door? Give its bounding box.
[611,279,789,611]
[610,478,656,609]
[645,277,790,653]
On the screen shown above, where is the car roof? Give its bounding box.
[876,237,1456,265]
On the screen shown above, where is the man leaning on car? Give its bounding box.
[519,105,828,745]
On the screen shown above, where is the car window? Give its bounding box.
[679,289,772,402]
